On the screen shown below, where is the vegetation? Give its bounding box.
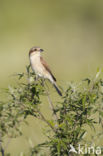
[0,66,103,156]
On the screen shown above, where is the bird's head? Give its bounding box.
[29,46,44,56]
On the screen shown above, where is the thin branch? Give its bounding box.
[4,137,11,152]
[0,133,4,156]
[43,81,58,122]
[37,110,57,133]
[4,118,25,152]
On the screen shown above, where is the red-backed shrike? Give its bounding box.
[29,46,62,96]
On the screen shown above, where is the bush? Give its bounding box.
[0,66,103,156]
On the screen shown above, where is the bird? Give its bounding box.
[29,46,62,96]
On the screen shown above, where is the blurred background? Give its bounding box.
[0,0,103,155]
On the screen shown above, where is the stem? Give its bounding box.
[64,105,68,130]
[0,133,4,156]
[44,81,58,122]
[37,110,57,133]
[4,138,11,152]
[4,118,24,152]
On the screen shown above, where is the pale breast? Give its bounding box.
[30,53,54,82]
[30,54,46,77]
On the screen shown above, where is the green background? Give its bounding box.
[0,0,103,155]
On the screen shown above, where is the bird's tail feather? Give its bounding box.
[53,83,62,96]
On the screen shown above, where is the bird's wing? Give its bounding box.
[40,56,56,81]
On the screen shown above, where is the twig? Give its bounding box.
[43,81,58,122]
[4,118,25,152]
[37,110,57,133]
[0,133,4,156]
[4,137,11,152]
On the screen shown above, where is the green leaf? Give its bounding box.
[96,68,101,79]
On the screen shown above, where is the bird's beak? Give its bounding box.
[40,49,44,52]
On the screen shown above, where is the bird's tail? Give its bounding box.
[53,82,62,96]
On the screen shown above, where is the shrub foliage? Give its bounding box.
[0,66,103,156]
